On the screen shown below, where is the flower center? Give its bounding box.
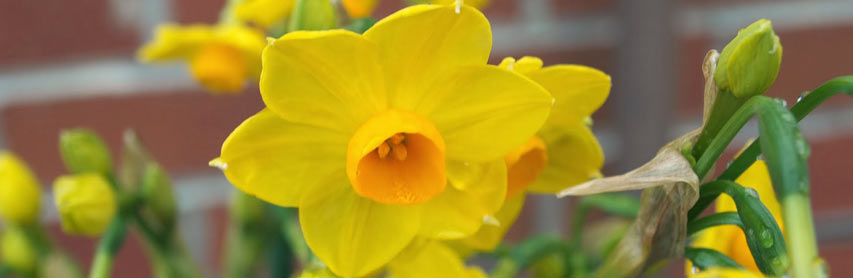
[189,43,247,93]
[504,136,548,199]
[346,110,446,205]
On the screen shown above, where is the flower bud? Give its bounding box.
[141,163,176,230]
[288,0,338,31]
[53,174,117,237]
[0,152,42,225]
[715,19,782,99]
[1,226,37,273]
[59,129,113,176]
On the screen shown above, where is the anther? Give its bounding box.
[392,144,408,161]
[377,142,391,159]
[389,133,406,145]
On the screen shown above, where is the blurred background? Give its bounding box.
[0,0,851,277]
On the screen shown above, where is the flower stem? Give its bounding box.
[88,216,129,278]
[782,194,819,278]
[692,89,745,159]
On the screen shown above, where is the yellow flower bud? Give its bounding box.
[59,129,113,176]
[0,152,42,225]
[289,0,338,31]
[1,227,37,273]
[53,174,117,237]
[715,19,782,99]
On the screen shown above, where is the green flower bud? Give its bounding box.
[59,129,113,176]
[288,0,338,31]
[715,19,782,99]
[1,226,37,273]
[0,151,42,225]
[141,163,176,230]
[53,174,117,237]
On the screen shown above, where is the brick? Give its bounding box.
[0,88,265,183]
[173,0,227,24]
[0,0,138,67]
[552,0,614,15]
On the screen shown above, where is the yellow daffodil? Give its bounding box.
[138,23,265,94]
[235,0,296,28]
[53,174,117,237]
[688,160,782,276]
[343,0,379,18]
[432,0,491,10]
[451,56,610,252]
[690,267,764,278]
[387,240,486,278]
[0,151,42,225]
[217,4,552,276]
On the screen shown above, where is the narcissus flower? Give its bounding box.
[138,24,265,94]
[217,4,552,276]
[53,173,117,237]
[235,0,296,28]
[387,240,486,278]
[688,160,783,276]
[0,152,42,225]
[451,56,609,251]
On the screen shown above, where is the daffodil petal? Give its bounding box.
[420,160,506,239]
[453,194,525,251]
[220,109,348,207]
[389,240,481,278]
[138,24,216,61]
[363,4,491,110]
[418,65,552,162]
[526,122,603,193]
[261,30,386,133]
[300,171,421,277]
[526,65,611,122]
[690,267,764,278]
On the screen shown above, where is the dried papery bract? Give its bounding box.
[557,51,722,276]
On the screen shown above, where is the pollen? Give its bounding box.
[376,133,409,161]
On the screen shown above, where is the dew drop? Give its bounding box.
[775,98,788,107]
[759,229,774,248]
[796,91,810,103]
[744,187,759,198]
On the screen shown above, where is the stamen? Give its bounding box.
[392,144,408,161]
[389,133,406,145]
[377,142,391,159]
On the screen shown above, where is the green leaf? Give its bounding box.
[685,247,744,271]
[344,17,376,34]
[687,212,742,236]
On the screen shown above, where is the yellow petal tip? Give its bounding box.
[208,158,228,171]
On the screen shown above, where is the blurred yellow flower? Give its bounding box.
[0,151,42,225]
[342,0,379,18]
[688,160,782,276]
[387,240,486,278]
[138,24,265,94]
[451,56,610,252]
[0,226,37,273]
[690,267,765,278]
[235,0,296,28]
[53,174,117,237]
[432,0,491,9]
[218,4,551,276]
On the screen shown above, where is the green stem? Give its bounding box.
[783,195,819,278]
[692,88,745,159]
[718,76,853,181]
[89,216,129,278]
[693,96,776,181]
[489,236,569,278]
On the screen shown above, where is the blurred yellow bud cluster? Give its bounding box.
[53,174,117,237]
